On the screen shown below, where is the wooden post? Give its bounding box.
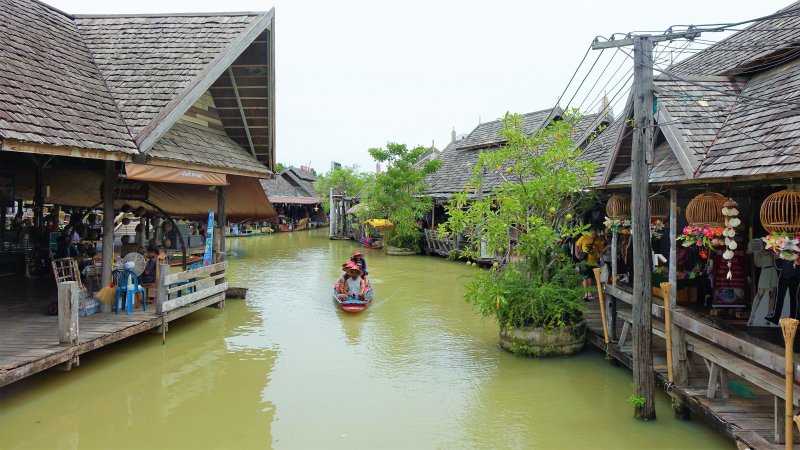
[57,281,79,345]
[156,263,169,344]
[780,318,798,448]
[217,186,226,253]
[101,161,115,286]
[630,35,656,420]
[593,267,610,346]
[661,282,674,383]
[611,232,618,285]
[669,189,690,412]
[213,251,226,309]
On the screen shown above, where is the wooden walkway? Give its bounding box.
[585,300,799,450]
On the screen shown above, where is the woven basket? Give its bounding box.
[649,195,669,220]
[760,189,800,234]
[606,194,631,220]
[686,192,726,228]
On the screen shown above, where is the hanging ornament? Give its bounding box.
[721,198,739,279]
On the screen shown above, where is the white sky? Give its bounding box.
[49,0,783,172]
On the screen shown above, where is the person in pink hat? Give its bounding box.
[337,262,366,301]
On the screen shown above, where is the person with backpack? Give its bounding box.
[574,227,604,301]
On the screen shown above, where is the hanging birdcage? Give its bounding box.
[686,192,726,228]
[760,189,800,234]
[606,193,631,220]
[649,194,669,220]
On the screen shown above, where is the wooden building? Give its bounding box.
[260,167,323,230]
[0,0,277,387]
[578,2,800,446]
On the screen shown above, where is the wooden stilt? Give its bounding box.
[57,281,79,345]
[593,267,609,346]
[780,318,798,449]
[661,282,674,384]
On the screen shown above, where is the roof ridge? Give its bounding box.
[29,0,73,19]
[73,11,265,19]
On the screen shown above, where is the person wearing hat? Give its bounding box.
[351,251,368,277]
[338,262,367,301]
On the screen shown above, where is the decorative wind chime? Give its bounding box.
[721,198,740,279]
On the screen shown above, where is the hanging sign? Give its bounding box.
[114,180,149,201]
[711,236,748,308]
[202,209,215,266]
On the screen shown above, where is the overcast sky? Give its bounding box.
[50,0,782,173]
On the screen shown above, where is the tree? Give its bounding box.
[443,111,597,331]
[361,143,441,250]
[275,162,286,173]
[315,165,371,213]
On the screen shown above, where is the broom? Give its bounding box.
[97,283,116,308]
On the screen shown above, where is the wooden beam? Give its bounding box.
[656,107,699,177]
[227,67,257,157]
[1,139,131,162]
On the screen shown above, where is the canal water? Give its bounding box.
[0,229,731,449]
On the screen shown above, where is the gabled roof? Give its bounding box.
[260,173,319,203]
[607,140,689,186]
[654,76,746,177]
[697,60,800,179]
[74,10,274,155]
[577,112,627,187]
[0,0,137,155]
[670,1,800,77]
[457,108,562,150]
[281,167,317,197]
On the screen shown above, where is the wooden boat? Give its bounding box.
[363,241,383,249]
[332,287,373,313]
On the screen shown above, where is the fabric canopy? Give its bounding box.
[268,196,321,205]
[365,219,393,228]
[125,163,227,186]
[15,169,275,220]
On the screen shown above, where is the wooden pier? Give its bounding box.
[0,261,227,388]
[585,283,800,450]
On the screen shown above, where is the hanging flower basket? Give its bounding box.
[676,225,725,259]
[763,232,800,264]
[606,194,631,220]
[686,192,726,228]
[650,219,666,240]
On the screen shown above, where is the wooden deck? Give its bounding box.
[0,260,228,388]
[584,296,800,450]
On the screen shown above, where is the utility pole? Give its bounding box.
[592,30,699,421]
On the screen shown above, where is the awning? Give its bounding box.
[125,163,228,186]
[365,219,393,228]
[15,169,275,220]
[268,196,321,205]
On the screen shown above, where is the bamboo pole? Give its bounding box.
[780,318,799,449]
[593,267,609,345]
[661,282,674,383]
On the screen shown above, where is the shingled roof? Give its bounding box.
[457,108,561,150]
[670,1,800,77]
[282,167,318,197]
[75,13,267,144]
[577,112,628,187]
[0,0,137,155]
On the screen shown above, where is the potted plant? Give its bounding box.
[443,110,596,357]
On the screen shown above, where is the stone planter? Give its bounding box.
[499,320,586,357]
[386,246,416,256]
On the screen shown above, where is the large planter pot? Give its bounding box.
[499,320,586,357]
[386,246,416,256]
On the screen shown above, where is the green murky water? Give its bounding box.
[0,229,731,449]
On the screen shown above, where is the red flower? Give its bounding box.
[699,250,708,259]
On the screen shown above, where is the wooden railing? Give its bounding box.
[156,261,228,315]
[424,229,458,257]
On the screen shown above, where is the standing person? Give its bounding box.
[575,228,604,301]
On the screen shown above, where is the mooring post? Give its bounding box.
[780,318,798,447]
[157,263,169,344]
[57,281,79,345]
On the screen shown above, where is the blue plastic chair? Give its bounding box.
[114,269,147,315]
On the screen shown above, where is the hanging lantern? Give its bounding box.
[135,224,144,233]
[649,195,669,220]
[121,204,131,214]
[606,194,631,220]
[162,238,172,248]
[134,206,146,217]
[760,189,800,234]
[121,217,131,226]
[121,235,131,244]
[163,222,173,232]
[685,192,726,228]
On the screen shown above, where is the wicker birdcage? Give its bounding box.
[606,194,631,220]
[649,195,669,220]
[686,192,726,228]
[760,189,800,234]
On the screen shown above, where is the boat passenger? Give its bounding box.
[338,264,367,301]
[351,251,367,276]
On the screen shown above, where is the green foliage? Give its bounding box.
[275,162,286,173]
[361,142,441,250]
[315,165,372,213]
[628,394,647,409]
[465,260,585,328]
[442,110,596,327]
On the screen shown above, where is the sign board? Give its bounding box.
[711,237,748,308]
[0,173,14,207]
[117,180,149,201]
[202,210,215,266]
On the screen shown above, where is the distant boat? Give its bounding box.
[332,287,373,313]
